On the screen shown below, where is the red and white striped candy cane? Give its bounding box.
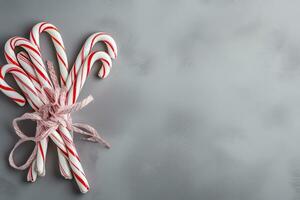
[30,22,68,86]
[16,52,43,93]
[17,53,72,179]
[4,37,51,176]
[39,32,115,191]
[67,51,112,105]
[8,38,89,186]
[19,25,72,179]
[0,64,42,182]
[4,37,70,177]
[0,71,26,106]
[0,64,71,181]
[6,37,53,88]
[66,32,118,100]
[55,51,112,193]
[0,64,43,108]
[1,23,117,193]
[29,22,72,178]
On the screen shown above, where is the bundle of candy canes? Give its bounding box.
[0,22,118,193]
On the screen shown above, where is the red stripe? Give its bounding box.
[8,68,28,76]
[4,52,18,65]
[69,159,85,176]
[12,57,39,82]
[101,63,106,78]
[81,66,84,90]
[28,165,33,181]
[13,37,41,55]
[87,51,97,73]
[12,97,26,104]
[90,32,117,58]
[61,149,68,157]
[56,52,67,68]
[90,32,105,50]
[73,172,89,191]
[65,143,80,161]
[18,52,29,59]
[103,40,117,58]
[57,129,80,161]
[43,26,58,32]
[61,77,66,86]
[13,76,37,96]
[79,51,109,98]
[51,35,65,50]
[0,84,15,91]
[17,56,41,84]
[30,53,44,68]
[58,131,81,161]
[30,57,51,85]
[10,37,16,49]
[101,58,110,66]
[30,31,38,46]
[72,69,77,104]
[57,129,71,143]
[100,58,110,78]
[28,73,39,83]
[68,146,80,161]
[50,134,67,153]
[50,133,65,147]
[39,22,47,33]
[19,44,41,57]
[38,143,45,160]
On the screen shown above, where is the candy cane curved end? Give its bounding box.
[30,22,69,85]
[0,64,27,106]
[66,51,112,105]
[86,33,118,59]
[90,51,112,79]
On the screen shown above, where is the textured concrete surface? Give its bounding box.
[0,0,300,199]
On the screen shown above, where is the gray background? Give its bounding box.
[0,0,299,199]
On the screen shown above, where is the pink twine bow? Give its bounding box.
[9,61,110,170]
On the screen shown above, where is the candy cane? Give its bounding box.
[51,51,111,193]
[29,23,72,178]
[17,52,42,92]
[4,37,71,178]
[4,37,51,176]
[0,64,71,181]
[30,22,68,86]
[5,37,53,88]
[0,64,42,108]
[17,53,73,179]
[54,50,113,192]
[0,74,26,106]
[0,64,43,182]
[8,38,89,187]
[1,22,118,193]
[66,32,118,103]
[67,51,112,104]
[18,28,72,179]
